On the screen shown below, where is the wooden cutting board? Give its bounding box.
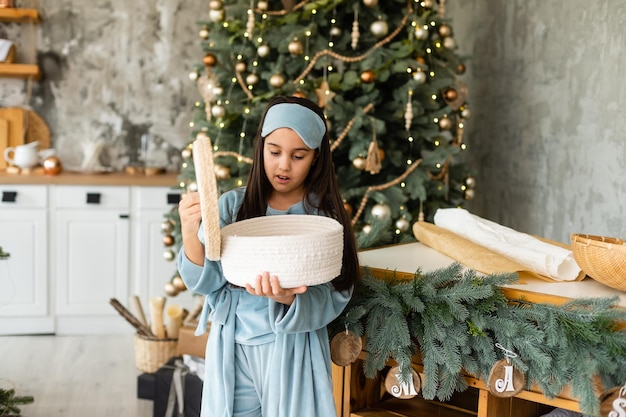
[0,107,25,149]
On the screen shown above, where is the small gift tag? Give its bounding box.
[330,329,362,367]
[384,365,421,399]
[599,382,626,417]
[487,344,526,398]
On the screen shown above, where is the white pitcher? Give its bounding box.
[3,141,40,170]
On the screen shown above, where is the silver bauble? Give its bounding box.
[371,203,391,220]
[257,44,271,58]
[395,218,410,232]
[269,73,286,88]
[211,105,226,118]
[370,20,389,38]
[246,73,260,85]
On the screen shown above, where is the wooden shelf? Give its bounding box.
[0,8,40,22]
[0,63,40,79]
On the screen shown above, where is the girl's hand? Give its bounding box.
[246,271,307,305]
[178,192,205,265]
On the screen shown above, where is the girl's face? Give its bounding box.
[263,128,316,203]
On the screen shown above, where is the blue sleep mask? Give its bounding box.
[260,103,326,149]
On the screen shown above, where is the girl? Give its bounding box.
[177,95,360,417]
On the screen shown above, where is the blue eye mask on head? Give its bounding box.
[260,103,326,149]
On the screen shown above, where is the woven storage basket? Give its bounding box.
[220,214,344,288]
[570,233,626,291]
[134,333,177,373]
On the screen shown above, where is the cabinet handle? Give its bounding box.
[86,192,101,204]
[1,191,17,203]
[167,193,181,205]
[119,214,129,219]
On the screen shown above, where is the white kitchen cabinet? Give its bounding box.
[0,185,53,334]
[52,185,131,334]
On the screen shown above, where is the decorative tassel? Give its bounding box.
[404,90,414,131]
[246,6,255,39]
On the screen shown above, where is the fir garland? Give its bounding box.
[0,388,33,417]
[331,264,626,416]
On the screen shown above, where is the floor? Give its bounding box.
[0,334,153,417]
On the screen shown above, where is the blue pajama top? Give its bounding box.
[178,187,351,417]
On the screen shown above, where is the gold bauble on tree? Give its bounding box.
[172,275,187,292]
[203,53,217,67]
[352,156,367,170]
[363,0,378,7]
[343,201,353,217]
[360,70,375,84]
[438,115,452,130]
[235,61,247,73]
[164,282,179,297]
[456,63,466,74]
[288,39,304,55]
[292,90,307,98]
[438,23,452,38]
[370,20,389,38]
[269,73,286,88]
[214,164,231,180]
[443,88,458,102]
[246,73,259,85]
[162,235,175,247]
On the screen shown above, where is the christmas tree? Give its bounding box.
[161,0,474,294]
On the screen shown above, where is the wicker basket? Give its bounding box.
[134,333,178,373]
[570,233,626,291]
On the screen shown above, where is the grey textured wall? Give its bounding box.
[2,1,625,244]
[449,0,626,243]
[1,0,205,170]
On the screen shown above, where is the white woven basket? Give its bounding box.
[220,214,344,288]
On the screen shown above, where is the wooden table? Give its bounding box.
[331,242,623,417]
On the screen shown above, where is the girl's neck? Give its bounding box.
[268,191,304,211]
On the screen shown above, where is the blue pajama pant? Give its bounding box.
[233,342,273,417]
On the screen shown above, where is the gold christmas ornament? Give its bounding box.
[438,115,452,130]
[292,90,307,99]
[395,217,410,232]
[199,27,210,39]
[209,0,223,10]
[288,39,304,55]
[211,104,226,118]
[161,220,174,234]
[246,73,260,85]
[42,156,63,175]
[443,36,456,50]
[209,8,224,22]
[330,26,342,37]
[214,164,231,180]
[343,201,353,217]
[438,23,452,38]
[203,53,217,67]
[465,176,476,188]
[257,1,268,11]
[360,70,375,84]
[235,61,247,73]
[370,20,389,38]
[352,156,367,170]
[456,62,467,74]
[162,235,175,247]
[371,203,391,220]
[181,148,191,159]
[257,44,271,58]
[363,0,378,7]
[163,249,176,262]
[413,70,427,84]
[443,88,458,102]
[164,282,179,297]
[415,26,429,40]
[464,188,475,200]
[269,73,286,88]
[172,275,187,291]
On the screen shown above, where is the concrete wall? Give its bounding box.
[1,0,205,170]
[2,0,625,244]
[449,0,626,243]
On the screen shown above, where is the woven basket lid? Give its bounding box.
[193,133,221,261]
[220,214,344,288]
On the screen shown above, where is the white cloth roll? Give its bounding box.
[434,208,581,281]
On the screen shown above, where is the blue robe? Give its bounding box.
[178,187,351,417]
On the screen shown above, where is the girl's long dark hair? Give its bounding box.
[237,95,360,291]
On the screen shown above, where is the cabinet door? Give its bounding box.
[53,186,130,333]
[0,185,52,334]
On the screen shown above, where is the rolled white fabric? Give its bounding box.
[434,208,581,281]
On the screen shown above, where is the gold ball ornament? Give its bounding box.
[330,26,342,37]
[360,70,375,84]
[42,156,63,175]
[269,73,286,88]
[198,27,210,39]
[456,63,467,74]
[288,39,304,55]
[378,148,385,161]
[211,104,226,118]
[421,0,434,8]
[362,224,372,234]
[257,1,269,10]
[162,235,175,247]
[465,176,476,188]
[363,0,378,7]
[161,220,174,234]
[292,90,307,99]
[438,115,452,130]
[370,20,389,38]
[214,164,231,180]
[352,156,367,170]
[371,203,391,220]
[163,249,176,262]
[181,148,191,159]
[413,70,427,84]
[443,88,458,102]
[438,24,452,38]
[209,8,224,22]
[257,44,270,58]
[164,282,179,297]
[461,107,472,119]
[172,275,187,292]
[235,61,247,73]
[209,0,223,10]
[202,53,217,67]
[246,73,260,85]
[395,218,410,232]
[464,188,475,200]
[415,26,429,40]
[443,36,456,50]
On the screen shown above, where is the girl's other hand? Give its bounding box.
[246,271,307,305]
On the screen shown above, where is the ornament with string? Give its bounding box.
[384,365,421,399]
[365,118,382,175]
[487,343,526,398]
[330,325,362,367]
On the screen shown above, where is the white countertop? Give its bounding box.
[358,242,626,308]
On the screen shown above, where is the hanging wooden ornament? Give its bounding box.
[599,383,626,416]
[351,10,360,50]
[365,139,382,174]
[384,366,421,399]
[330,329,362,366]
[487,358,526,397]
